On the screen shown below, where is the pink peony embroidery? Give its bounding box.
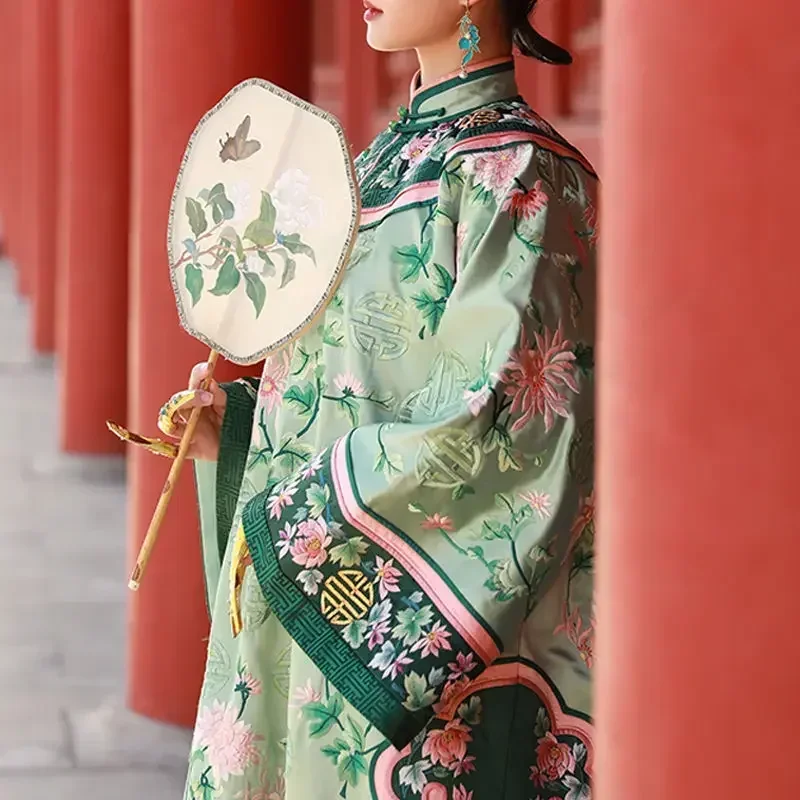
[422,719,473,768]
[502,326,580,433]
[374,556,402,599]
[503,179,549,221]
[289,518,332,569]
[259,350,292,415]
[400,133,437,167]
[433,676,471,719]
[194,700,260,784]
[463,146,527,196]
[532,732,576,784]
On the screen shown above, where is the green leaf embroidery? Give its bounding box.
[393,244,429,283]
[185,264,204,306]
[302,700,341,738]
[412,290,447,337]
[392,606,435,646]
[284,383,317,416]
[344,716,366,751]
[209,255,241,296]
[432,262,455,297]
[186,197,208,238]
[342,619,367,649]
[330,536,369,568]
[403,672,437,712]
[306,482,331,517]
[243,272,267,317]
[337,752,367,787]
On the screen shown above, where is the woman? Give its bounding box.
[167,1,597,797]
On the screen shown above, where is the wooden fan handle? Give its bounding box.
[128,350,220,591]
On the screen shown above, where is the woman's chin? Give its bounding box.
[365,25,410,53]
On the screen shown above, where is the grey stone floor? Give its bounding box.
[0,261,191,798]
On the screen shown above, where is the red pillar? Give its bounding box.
[20,0,59,344]
[338,0,381,152]
[57,0,129,454]
[597,1,800,798]
[129,0,312,726]
[0,2,23,263]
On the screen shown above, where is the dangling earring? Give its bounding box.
[458,1,481,79]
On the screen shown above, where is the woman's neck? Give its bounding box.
[415,16,512,87]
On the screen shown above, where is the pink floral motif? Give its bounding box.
[411,620,453,658]
[421,783,448,800]
[234,764,286,800]
[448,651,478,680]
[502,326,579,433]
[194,700,260,783]
[462,146,527,196]
[374,556,402,599]
[289,518,332,569]
[564,491,595,562]
[422,719,473,769]
[464,384,492,417]
[334,371,366,397]
[531,732,576,785]
[453,785,474,800]
[433,676,471,719]
[455,222,468,268]
[400,133,437,167]
[259,350,292,415]
[555,607,595,669]
[241,672,262,696]
[268,484,297,520]
[452,755,477,778]
[503,179,548,221]
[290,679,322,708]
[421,513,454,532]
[276,522,297,558]
[520,490,553,519]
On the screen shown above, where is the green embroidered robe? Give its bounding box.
[187,59,598,800]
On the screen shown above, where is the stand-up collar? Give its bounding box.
[409,57,519,119]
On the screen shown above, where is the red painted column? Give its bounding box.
[57,0,129,454]
[338,0,380,152]
[19,0,59,345]
[597,1,800,798]
[129,0,312,726]
[0,2,23,263]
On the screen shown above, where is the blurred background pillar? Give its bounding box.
[20,0,59,334]
[597,0,800,797]
[57,0,129,454]
[0,2,23,269]
[129,0,312,726]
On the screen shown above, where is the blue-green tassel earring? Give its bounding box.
[458,2,481,79]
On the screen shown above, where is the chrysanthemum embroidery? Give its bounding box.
[193,700,262,785]
[462,145,529,202]
[502,326,580,432]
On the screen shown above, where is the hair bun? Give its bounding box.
[502,0,573,65]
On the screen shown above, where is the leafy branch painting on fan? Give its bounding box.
[175,166,321,319]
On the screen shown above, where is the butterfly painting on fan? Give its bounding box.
[219,115,262,163]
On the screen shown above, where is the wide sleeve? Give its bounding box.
[194,376,260,615]
[240,141,598,748]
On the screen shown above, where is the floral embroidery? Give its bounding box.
[462,145,528,201]
[521,490,553,519]
[502,326,580,433]
[192,700,261,785]
[401,133,437,167]
[259,350,292,415]
[265,461,483,717]
[504,178,549,221]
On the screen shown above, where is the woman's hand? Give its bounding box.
[158,362,227,461]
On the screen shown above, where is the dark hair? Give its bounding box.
[499,0,573,65]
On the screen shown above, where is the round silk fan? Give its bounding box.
[117,79,360,589]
